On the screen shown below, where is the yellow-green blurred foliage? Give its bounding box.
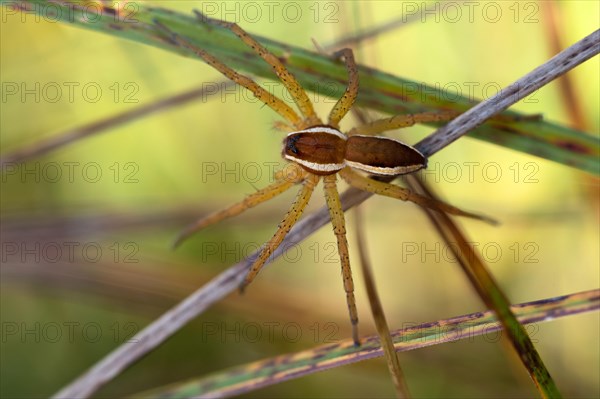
[1,1,598,398]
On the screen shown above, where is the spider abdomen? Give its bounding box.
[345,135,426,175]
[283,127,426,176]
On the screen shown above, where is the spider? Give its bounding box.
[155,13,492,345]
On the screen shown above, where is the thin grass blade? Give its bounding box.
[136,289,599,399]
[2,1,598,173]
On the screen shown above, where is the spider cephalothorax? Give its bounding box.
[282,126,347,175]
[156,13,490,345]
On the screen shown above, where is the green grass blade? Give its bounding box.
[3,0,598,174]
[406,174,561,397]
[137,289,599,399]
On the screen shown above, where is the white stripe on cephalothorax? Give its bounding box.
[345,160,424,176]
[284,154,346,172]
[287,126,347,140]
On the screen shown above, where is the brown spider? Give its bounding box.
[155,13,491,345]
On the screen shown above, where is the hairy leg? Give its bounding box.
[340,168,497,225]
[195,10,319,126]
[348,110,460,136]
[241,173,320,290]
[154,20,301,126]
[323,174,360,345]
[174,165,307,247]
[328,48,359,129]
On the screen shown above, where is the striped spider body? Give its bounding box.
[155,13,491,345]
[283,126,427,176]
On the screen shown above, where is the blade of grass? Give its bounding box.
[0,81,234,167]
[324,1,444,49]
[541,1,589,131]
[354,206,411,398]
[136,289,599,399]
[404,174,561,397]
[51,186,373,399]
[350,107,410,398]
[2,1,598,173]
[416,28,600,157]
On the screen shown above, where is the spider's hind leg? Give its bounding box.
[340,167,497,225]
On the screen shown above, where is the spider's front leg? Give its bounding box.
[323,174,360,346]
[153,19,302,127]
[241,173,320,291]
[193,10,319,127]
[328,48,359,129]
[340,167,497,225]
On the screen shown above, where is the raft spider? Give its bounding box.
[155,13,491,345]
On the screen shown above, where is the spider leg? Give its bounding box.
[340,168,497,225]
[174,164,307,248]
[323,174,360,346]
[273,120,295,133]
[328,48,359,128]
[194,10,319,126]
[154,20,301,126]
[241,173,320,290]
[348,110,460,136]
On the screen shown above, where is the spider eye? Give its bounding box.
[285,136,300,154]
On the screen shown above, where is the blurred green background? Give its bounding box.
[1,1,598,398]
